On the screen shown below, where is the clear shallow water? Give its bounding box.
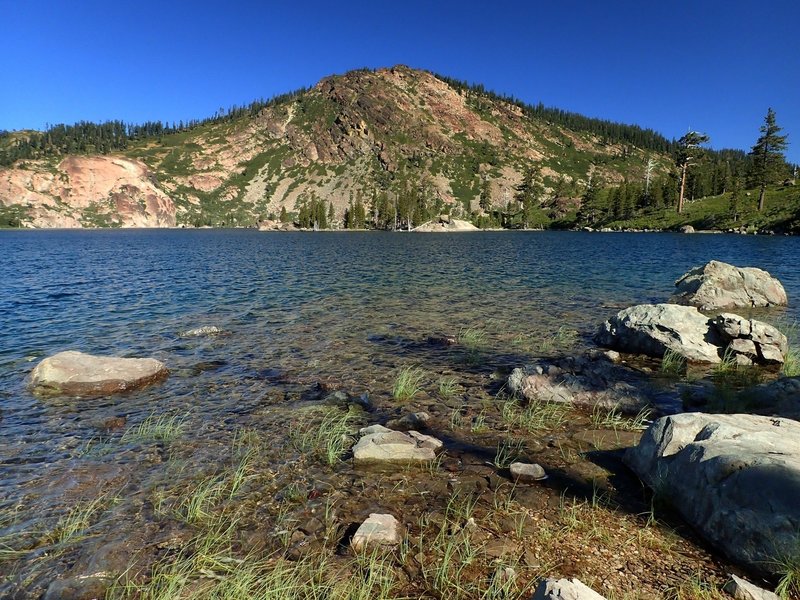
[1,229,799,592]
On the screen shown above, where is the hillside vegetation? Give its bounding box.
[0,65,796,231]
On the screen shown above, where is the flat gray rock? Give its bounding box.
[625,413,800,574]
[350,513,401,550]
[30,351,168,396]
[353,426,439,464]
[531,577,607,599]
[670,260,787,310]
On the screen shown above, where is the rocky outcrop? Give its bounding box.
[350,513,402,550]
[0,156,176,228]
[413,217,479,232]
[352,424,441,465]
[595,304,787,365]
[625,413,800,574]
[507,354,656,412]
[670,261,788,310]
[531,578,607,599]
[30,351,168,396]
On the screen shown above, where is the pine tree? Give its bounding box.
[515,165,544,229]
[479,178,492,213]
[749,108,789,211]
[676,131,710,214]
[327,202,335,229]
[728,177,743,222]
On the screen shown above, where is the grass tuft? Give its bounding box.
[392,366,425,401]
[660,348,686,375]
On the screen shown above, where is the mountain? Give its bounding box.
[0,66,674,228]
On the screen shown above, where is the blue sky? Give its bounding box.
[2,0,799,162]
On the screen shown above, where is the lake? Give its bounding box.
[1,229,798,597]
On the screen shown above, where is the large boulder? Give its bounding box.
[670,260,788,310]
[596,304,787,365]
[30,351,168,396]
[531,578,607,599]
[595,304,723,363]
[624,413,800,574]
[352,425,441,465]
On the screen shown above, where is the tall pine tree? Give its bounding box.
[749,108,788,211]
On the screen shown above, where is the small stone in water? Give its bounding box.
[510,462,547,483]
[351,513,401,550]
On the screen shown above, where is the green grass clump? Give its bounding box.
[501,398,570,433]
[589,405,652,431]
[492,438,525,469]
[392,366,425,401]
[291,407,357,466]
[121,413,187,444]
[660,348,686,375]
[438,377,459,399]
[782,348,800,377]
[458,327,487,364]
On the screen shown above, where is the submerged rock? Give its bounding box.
[30,351,168,396]
[738,376,800,420]
[670,260,788,310]
[625,413,800,574]
[531,577,607,599]
[351,513,402,550]
[507,353,656,412]
[595,304,786,365]
[179,325,222,338]
[352,425,441,465]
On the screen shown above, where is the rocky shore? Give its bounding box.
[6,260,799,600]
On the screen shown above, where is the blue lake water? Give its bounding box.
[1,229,798,594]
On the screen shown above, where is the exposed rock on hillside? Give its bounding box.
[0,156,176,228]
[670,260,788,310]
[625,413,800,574]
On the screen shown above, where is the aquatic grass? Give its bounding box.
[291,406,357,465]
[470,409,488,433]
[178,475,228,525]
[493,438,525,469]
[458,327,487,363]
[712,348,764,390]
[660,348,686,375]
[438,377,459,399]
[392,366,425,401]
[46,493,113,546]
[501,398,570,432]
[121,412,188,444]
[782,347,800,377]
[589,405,652,431]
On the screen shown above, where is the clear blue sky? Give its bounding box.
[2,0,799,163]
